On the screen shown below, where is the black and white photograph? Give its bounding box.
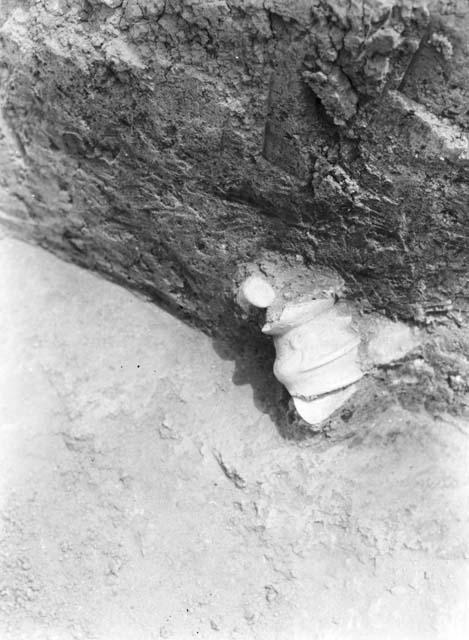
[0,1,468,638]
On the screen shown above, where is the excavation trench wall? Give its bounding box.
[0,0,468,421]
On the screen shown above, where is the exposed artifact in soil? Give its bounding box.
[237,275,276,312]
[264,298,362,424]
[237,265,421,424]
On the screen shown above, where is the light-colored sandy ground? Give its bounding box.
[0,237,468,640]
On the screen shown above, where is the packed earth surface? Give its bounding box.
[1,237,468,640]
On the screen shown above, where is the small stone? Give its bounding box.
[430,33,453,60]
[448,374,465,392]
[97,0,122,8]
[265,585,278,603]
[238,275,276,310]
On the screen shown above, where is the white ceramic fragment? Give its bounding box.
[265,303,363,418]
[237,275,276,311]
[293,385,358,424]
[262,298,335,335]
[367,317,420,365]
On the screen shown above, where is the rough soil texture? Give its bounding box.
[1,237,469,639]
[0,1,468,420]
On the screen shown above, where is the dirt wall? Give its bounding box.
[0,0,468,419]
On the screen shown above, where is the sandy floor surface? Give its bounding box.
[0,237,468,640]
